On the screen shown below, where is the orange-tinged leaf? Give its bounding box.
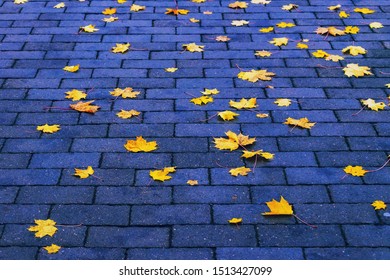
[63,64,79,72]
[343,63,372,77]
[231,20,249,26]
[70,100,100,114]
[37,124,60,134]
[316,26,345,36]
[276,22,295,28]
[110,87,140,98]
[102,7,116,15]
[296,42,308,49]
[124,136,157,152]
[65,89,87,101]
[255,50,272,57]
[201,88,219,95]
[354,7,375,14]
[256,113,269,118]
[116,109,140,119]
[150,167,176,182]
[228,217,243,224]
[229,1,248,9]
[238,69,275,82]
[229,98,257,109]
[216,35,231,42]
[342,46,367,56]
[80,24,99,33]
[74,166,94,179]
[371,200,387,210]
[361,98,386,111]
[43,244,61,254]
[269,37,288,46]
[262,196,293,215]
[182,43,204,52]
[111,43,130,53]
[274,98,291,107]
[229,166,251,176]
[192,0,206,2]
[165,8,189,15]
[259,27,274,33]
[344,26,359,34]
[103,16,119,22]
[28,219,57,238]
[130,4,145,12]
[165,67,178,72]
[339,11,349,18]
[369,22,383,29]
[118,0,127,3]
[282,4,298,11]
[187,180,199,186]
[344,165,367,177]
[284,117,316,129]
[218,110,239,121]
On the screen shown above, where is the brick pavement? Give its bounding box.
[0,0,390,260]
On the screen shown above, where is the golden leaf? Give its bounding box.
[203,11,213,15]
[28,219,57,238]
[262,196,293,215]
[74,166,94,179]
[229,1,248,9]
[165,8,189,15]
[110,87,141,98]
[80,24,99,33]
[238,69,275,82]
[325,54,344,62]
[229,166,251,176]
[187,180,199,186]
[284,117,316,129]
[182,43,204,52]
[192,0,206,2]
[361,99,386,111]
[229,98,257,109]
[201,88,219,95]
[102,7,116,15]
[269,37,289,46]
[328,4,341,10]
[37,124,60,134]
[256,113,269,118]
[218,110,239,121]
[274,98,291,107]
[343,63,372,77]
[344,165,367,177]
[165,67,178,72]
[70,100,100,114]
[53,2,65,8]
[344,26,359,34]
[316,26,345,36]
[296,43,308,49]
[103,16,119,23]
[216,35,231,42]
[65,89,87,101]
[260,152,274,160]
[371,200,387,210]
[369,22,383,29]
[14,0,28,4]
[276,22,295,28]
[43,244,61,254]
[150,167,176,182]
[252,0,271,4]
[118,0,127,3]
[214,131,256,151]
[312,49,329,58]
[259,27,274,33]
[255,50,272,57]
[191,96,213,105]
[342,46,366,56]
[282,4,298,11]
[241,150,274,160]
[354,7,375,14]
[339,11,349,18]
[124,136,157,152]
[231,20,250,26]
[63,64,79,72]
[117,109,140,119]
[190,18,200,23]
[130,4,145,12]
[111,43,130,53]
[228,217,243,224]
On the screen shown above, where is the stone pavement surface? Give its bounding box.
[0,0,390,260]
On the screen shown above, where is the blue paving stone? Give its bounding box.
[39,248,126,260]
[0,247,38,260]
[96,187,172,205]
[0,205,50,224]
[305,248,390,260]
[127,248,213,260]
[17,186,94,204]
[217,248,304,260]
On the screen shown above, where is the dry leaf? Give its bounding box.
[80,24,99,33]
[316,26,345,36]
[325,54,344,62]
[284,117,316,129]
[343,63,372,77]
[165,67,178,72]
[312,49,329,58]
[214,131,256,151]
[216,35,231,42]
[103,16,119,23]
[70,100,100,114]
[102,7,117,15]
[187,180,199,186]
[339,11,349,18]
[118,0,127,3]
[53,2,65,8]
[130,4,145,12]
[110,87,141,98]
[218,110,239,121]
[191,96,213,105]
[269,37,288,46]
[369,22,383,29]
[276,22,295,28]
[182,43,204,52]
[74,166,94,179]
[361,99,386,111]
[165,8,189,15]
[342,46,367,56]
[201,88,219,95]
[296,43,308,49]
[231,20,249,26]
[238,69,275,82]
[344,26,359,34]
[37,124,60,134]
[262,196,293,215]
[274,98,291,107]
[203,11,213,15]
[43,244,61,254]
[192,0,206,2]
[354,7,375,14]
[117,109,141,119]
[229,1,248,9]
[344,165,367,177]
[282,4,298,11]
[371,200,387,210]
[63,64,79,72]
[28,219,57,238]
[229,166,251,176]
[241,150,274,160]
[190,18,200,23]
[111,43,130,53]
[150,167,176,182]
[255,50,272,57]
[124,136,157,152]
[65,89,87,101]
[14,0,28,4]
[252,0,271,4]
[259,27,274,33]
[229,98,257,109]
[228,217,243,224]
[328,4,341,10]
[256,113,269,118]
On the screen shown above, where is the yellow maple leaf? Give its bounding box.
[238,69,275,82]
[229,98,257,109]
[201,88,219,95]
[371,200,387,210]
[80,24,99,33]
[150,167,176,182]
[231,20,250,26]
[229,1,248,9]
[339,11,349,18]
[385,84,390,89]
[274,98,291,107]
[343,63,372,78]
[255,50,272,57]
[124,136,157,152]
[182,43,204,52]
[190,18,200,23]
[256,113,269,118]
[361,99,386,111]
[65,89,87,101]
[117,109,141,119]
[262,196,293,215]
[63,64,79,72]
[284,117,316,129]
[259,26,274,33]
[328,4,341,10]
[370,22,383,29]
[229,166,251,176]
[70,100,100,114]
[214,131,256,151]
[276,22,295,28]
[228,217,243,224]
[103,16,119,23]
[110,87,140,98]
[53,2,65,9]
[192,0,206,3]
[344,26,359,34]
[269,37,289,46]
[260,152,274,160]
[282,4,298,11]
[37,124,60,134]
[312,49,329,58]
[118,0,126,3]
[342,46,367,56]
[241,150,274,160]
[43,244,61,254]
[111,43,130,53]
[354,7,375,14]
[344,165,367,177]
[130,4,145,12]
[215,35,230,42]
[187,180,199,186]
[218,110,239,121]
[14,0,28,4]
[316,26,345,36]
[28,219,57,238]
[325,54,344,62]
[252,0,271,4]
[191,96,213,105]
[296,42,308,49]
[102,7,117,15]
[203,11,213,15]
[165,67,178,72]
[74,166,94,179]
[165,8,189,15]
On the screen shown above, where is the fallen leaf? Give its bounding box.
[344,26,359,34]
[259,27,274,33]
[269,37,289,46]
[111,43,130,53]
[343,63,372,77]
[214,131,256,151]
[296,42,308,49]
[229,1,248,9]
[65,89,87,101]
[282,4,298,11]
[165,8,189,15]
[228,217,243,224]
[344,165,367,177]
[256,113,269,118]
[342,46,367,56]
[201,88,219,95]
[110,87,141,98]
[231,20,250,26]
[124,136,157,152]
[386,84,390,88]
[165,67,178,72]
[312,49,329,58]
[63,64,79,72]
[316,26,345,36]
[187,180,199,186]
[150,167,176,182]
[117,109,140,119]
[274,98,291,107]
[191,96,213,105]
[262,196,293,215]
[328,4,341,10]
[53,2,65,8]
[218,110,239,121]
[80,24,99,33]
[230,98,257,109]
[130,4,145,12]
[216,35,231,42]
[14,0,28,4]
[276,22,295,28]
[182,43,204,52]
[203,11,213,15]
[28,219,57,238]
[103,16,119,22]
[118,0,127,3]
[70,100,100,114]
[354,7,375,14]
[339,11,349,18]
[238,69,275,82]
[37,124,60,134]
[369,22,383,29]
[190,18,200,23]
[252,0,271,4]
[74,166,94,179]
[192,0,206,2]
[43,244,61,254]
[284,117,316,129]
[229,166,251,176]
[241,150,274,159]
[102,7,117,15]
[361,98,386,111]
[255,50,272,57]
[372,200,387,210]
[260,152,274,160]
[325,54,344,62]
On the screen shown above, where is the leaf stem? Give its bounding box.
[199,112,218,122]
[366,157,390,173]
[43,107,73,111]
[352,105,367,116]
[293,214,317,229]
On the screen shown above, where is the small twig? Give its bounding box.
[43,106,73,111]
[199,112,218,122]
[316,64,343,69]
[215,161,229,169]
[352,105,367,116]
[56,224,83,228]
[293,214,317,229]
[130,47,148,51]
[235,64,245,72]
[145,178,153,188]
[184,92,198,98]
[366,157,390,173]
[379,71,390,75]
[91,174,104,181]
[253,155,258,173]
[340,173,348,180]
[289,124,298,133]
[86,87,95,94]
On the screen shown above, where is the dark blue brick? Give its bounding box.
[3,79,60,89]
[0,247,38,260]
[211,168,286,185]
[0,126,39,138]
[102,153,171,168]
[0,169,60,186]
[71,138,126,152]
[376,124,390,136]
[300,99,361,109]
[2,139,71,153]
[29,153,101,168]
[232,59,285,67]
[98,51,149,60]
[310,123,376,136]
[242,124,308,136]
[86,227,169,248]
[60,168,135,186]
[174,186,250,204]
[217,248,304,260]
[96,187,172,205]
[279,137,348,151]
[122,59,175,69]
[144,111,205,123]
[113,100,172,111]
[0,205,50,224]
[0,187,18,203]
[39,248,125,260]
[0,100,52,113]
[127,248,213,260]
[0,154,30,168]
[317,152,386,167]
[53,34,102,43]
[0,51,45,59]
[17,186,94,204]
[0,112,16,124]
[16,112,78,125]
[0,42,24,51]
[344,226,390,247]
[156,138,209,153]
[348,137,390,151]
[175,124,240,137]
[36,69,92,78]
[363,168,390,184]
[24,42,74,51]
[337,110,390,122]
[93,69,147,78]
[102,35,151,42]
[286,168,362,185]
[135,168,209,186]
[14,59,68,69]
[272,110,337,122]
[305,248,390,260]
[118,78,174,88]
[329,185,390,203]
[109,124,174,137]
[61,78,117,89]
[174,152,243,168]
[293,78,351,88]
